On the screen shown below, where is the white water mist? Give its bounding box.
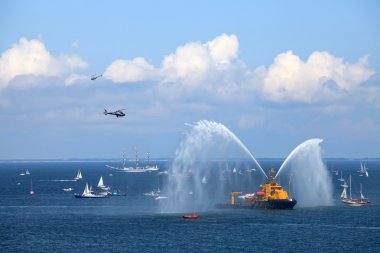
[161,120,265,213]
[275,139,333,207]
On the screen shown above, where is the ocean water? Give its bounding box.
[0,159,379,252]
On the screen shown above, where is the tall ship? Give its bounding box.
[106,150,158,173]
[218,167,297,209]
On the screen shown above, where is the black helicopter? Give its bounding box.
[91,74,102,81]
[104,109,126,118]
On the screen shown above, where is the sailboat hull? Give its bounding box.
[74,194,107,198]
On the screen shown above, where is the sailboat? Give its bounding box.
[74,170,83,181]
[25,169,30,175]
[74,183,107,198]
[340,181,348,201]
[29,180,34,195]
[106,150,159,173]
[202,176,207,184]
[359,183,370,204]
[20,170,26,176]
[357,163,369,177]
[97,176,111,191]
[338,170,344,182]
[342,175,368,206]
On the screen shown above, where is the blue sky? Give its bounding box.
[0,0,379,159]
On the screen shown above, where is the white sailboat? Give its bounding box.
[25,169,30,175]
[20,170,26,176]
[106,150,159,173]
[202,176,207,184]
[97,176,110,191]
[74,183,107,198]
[358,163,369,177]
[74,170,83,181]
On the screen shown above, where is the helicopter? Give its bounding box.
[104,109,126,118]
[91,74,102,81]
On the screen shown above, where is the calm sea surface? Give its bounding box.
[0,159,379,252]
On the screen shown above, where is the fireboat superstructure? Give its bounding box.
[219,167,297,209]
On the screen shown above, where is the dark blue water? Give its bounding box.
[1,159,379,252]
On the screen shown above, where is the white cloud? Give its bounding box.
[161,42,212,85]
[104,57,157,83]
[103,33,240,89]
[261,51,374,103]
[207,33,238,64]
[0,37,88,90]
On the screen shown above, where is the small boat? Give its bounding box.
[97,176,110,191]
[182,214,199,219]
[63,188,74,192]
[25,169,30,175]
[74,170,83,181]
[144,189,160,197]
[201,176,207,184]
[29,180,34,195]
[357,163,369,177]
[74,183,107,198]
[20,170,26,176]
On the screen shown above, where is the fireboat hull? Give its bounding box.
[256,199,297,209]
[216,198,297,210]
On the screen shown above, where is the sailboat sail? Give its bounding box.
[341,188,347,199]
[98,176,105,188]
[83,183,90,195]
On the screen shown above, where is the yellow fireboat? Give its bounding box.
[220,167,297,209]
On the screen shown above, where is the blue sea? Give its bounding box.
[0,159,379,252]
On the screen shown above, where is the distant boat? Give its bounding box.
[74,183,107,198]
[63,188,74,192]
[106,150,159,173]
[25,169,30,175]
[74,170,82,181]
[357,163,369,177]
[144,190,160,197]
[97,176,110,191]
[182,214,199,219]
[342,175,369,206]
[202,176,207,184]
[29,180,34,195]
[338,170,345,182]
[144,174,161,197]
[20,170,26,176]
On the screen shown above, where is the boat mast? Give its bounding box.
[122,150,126,168]
[135,149,139,169]
[349,175,352,200]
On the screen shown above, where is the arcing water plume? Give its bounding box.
[275,139,333,207]
[161,120,266,213]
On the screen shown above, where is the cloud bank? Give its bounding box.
[0,35,375,105]
[0,38,88,89]
[103,34,374,103]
